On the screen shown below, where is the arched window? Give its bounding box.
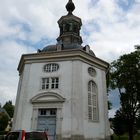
[88,81,98,121]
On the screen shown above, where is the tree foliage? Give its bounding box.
[0,112,9,131]
[110,46,140,140]
[113,110,127,136]
[3,101,14,118]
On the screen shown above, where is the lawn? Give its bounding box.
[113,133,140,140]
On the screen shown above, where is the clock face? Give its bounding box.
[88,67,96,77]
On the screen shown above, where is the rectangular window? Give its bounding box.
[42,78,49,89]
[39,109,47,115]
[50,109,56,115]
[41,77,59,90]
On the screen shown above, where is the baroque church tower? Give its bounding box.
[13,0,110,140]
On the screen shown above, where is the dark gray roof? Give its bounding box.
[42,45,57,52]
[41,43,82,52]
[39,44,95,56]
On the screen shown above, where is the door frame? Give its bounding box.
[30,92,65,138]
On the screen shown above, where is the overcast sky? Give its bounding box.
[0,0,140,117]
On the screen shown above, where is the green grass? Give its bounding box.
[113,133,140,140]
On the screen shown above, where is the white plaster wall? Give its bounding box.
[14,59,109,139]
[71,60,84,135]
[14,60,73,133]
[81,62,109,139]
[13,64,32,130]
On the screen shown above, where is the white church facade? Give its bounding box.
[12,1,110,140]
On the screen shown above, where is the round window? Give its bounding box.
[88,67,96,77]
[43,63,59,72]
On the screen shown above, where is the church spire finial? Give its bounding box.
[57,0,83,46]
[66,0,75,15]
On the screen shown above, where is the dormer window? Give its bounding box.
[44,63,59,72]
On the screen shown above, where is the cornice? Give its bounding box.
[18,49,109,75]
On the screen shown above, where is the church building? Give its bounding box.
[12,0,110,140]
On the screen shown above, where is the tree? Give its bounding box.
[3,101,14,118]
[136,109,140,130]
[0,112,9,131]
[113,110,127,137]
[110,46,140,140]
[107,72,112,110]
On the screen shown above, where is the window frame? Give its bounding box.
[41,77,59,90]
[38,108,57,116]
[43,63,59,73]
[88,80,99,122]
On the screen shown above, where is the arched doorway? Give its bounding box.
[30,92,65,140]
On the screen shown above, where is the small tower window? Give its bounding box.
[88,81,99,122]
[43,63,59,72]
